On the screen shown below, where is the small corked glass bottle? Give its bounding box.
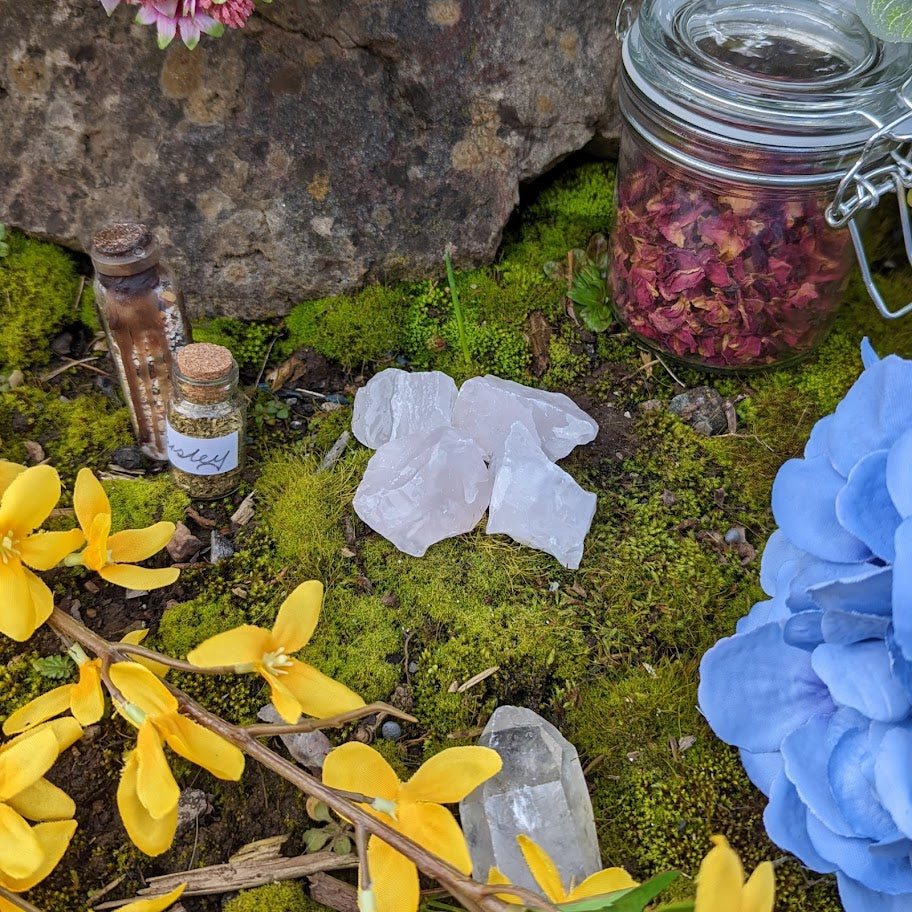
[167,343,246,499]
[91,223,191,459]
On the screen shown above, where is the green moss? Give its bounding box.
[156,593,249,659]
[542,322,593,389]
[280,284,407,370]
[193,317,279,369]
[104,475,190,530]
[0,230,86,371]
[222,880,327,911]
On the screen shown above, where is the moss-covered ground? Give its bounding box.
[3,158,912,911]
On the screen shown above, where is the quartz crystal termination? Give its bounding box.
[487,422,597,570]
[452,374,598,461]
[353,425,492,557]
[351,369,458,449]
[459,705,603,892]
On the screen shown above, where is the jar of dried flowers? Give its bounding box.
[611,0,912,370]
[91,223,192,457]
[167,343,246,499]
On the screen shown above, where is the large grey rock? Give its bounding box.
[352,368,457,449]
[487,421,597,569]
[0,0,623,319]
[459,705,602,892]
[453,375,599,461]
[353,425,491,556]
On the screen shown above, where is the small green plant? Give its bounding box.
[545,234,613,332]
[302,799,353,855]
[251,394,290,427]
[444,251,471,366]
[32,655,75,680]
[0,225,9,259]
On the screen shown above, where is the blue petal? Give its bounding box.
[735,595,790,635]
[861,337,880,369]
[836,450,901,561]
[740,748,783,798]
[887,428,912,518]
[822,610,891,645]
[891,518,912,661]
[812,641,912,722]
[827,353,912,478]
[875,727,912,840]
[772,455,871,563]
[830,724,901,841]
[806,813,912,892]
[759,529,803,595]
[788,556,879,613]
[886,629,912,701]
[763,769,837,873]
[781,714,853,836]
[783,610,824,650]
[804,413,837,459]
[809,566,893,616]
[699,624,835,752]
[838,873,912,912]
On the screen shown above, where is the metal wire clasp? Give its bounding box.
[826,109,912,319]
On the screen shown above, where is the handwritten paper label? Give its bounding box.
[166,421,239,476]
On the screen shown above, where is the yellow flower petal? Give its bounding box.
[159,714,244,781]
[6,777,75,822]
[117,750,176,857]
[0,819,76,892]
[487,867,523,905]
[0,465,60,536]
[0,462,26,498]
[23,566,54,637]
[186,625,274,668]
[399,746,502,805]
[71,660,105,726]
[695,835,745,912]
[19,528,85,571]
[110,662,178,716]
[0,727,58,801]
[83,512,111,571]
[108,523,176,564]
[0,804,44,879]
[323,742,400,803]
[0,560,36,642]
[517,835,566,903]
[567,867,639,902]
[367,836,419,912]
[73,468,109,536]
[135,723,180,821]
[6,717,84,754]
[115,883,187,912]
[0,896,19,912]
[741,861,775,912]
[2,685,72,735]
[261,671,305,725]
[271,580,323,652]
[397,801,471,873]
[121,630,171,678]
[99,563,180,591]
[279,660,365,719]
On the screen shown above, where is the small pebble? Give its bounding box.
[669,387,729,436]
[381,721,402,741]
[210,530,236,564]
[110,445,148,471]
[724,526,745,545]
[407,661,418,675]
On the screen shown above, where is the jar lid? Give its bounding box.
[176,343,235,382]
[91,223,160,277]
[623,0,912,153]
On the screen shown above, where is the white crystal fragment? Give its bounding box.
[487,422,596,569]
[351,368,457,449]
[353,426,492,557]
[452,374,598,461]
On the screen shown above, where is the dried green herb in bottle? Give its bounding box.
[167,343,245,499]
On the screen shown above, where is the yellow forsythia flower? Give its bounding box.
[101,883,186,912]
[0,462,84,641]
[323,742,502,912]
[110,662,244,857]
[695,835,774,912]
[187,580,365,724]
[489,834,637,905]
[68,468,178,590]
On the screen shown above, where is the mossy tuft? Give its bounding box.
[222,880,326,911]
[104,475,190,530]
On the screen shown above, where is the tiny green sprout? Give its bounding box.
[444,251,471,366]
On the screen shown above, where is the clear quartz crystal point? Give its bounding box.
[486,421,597,569]
[353,426,492,557]
[459,705,603,892]
[452,374,598,461]
[351,368,458,449]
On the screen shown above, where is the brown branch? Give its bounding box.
[245,701,418,736]
[356,823,371,898]
[45,608,536,912]
[108,640,238,675]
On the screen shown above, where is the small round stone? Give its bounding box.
[381,721,402,741]
[724,527,744,545]
[110,445,148,470]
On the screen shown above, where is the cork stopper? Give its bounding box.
[176,343,235,382]
[91,223,160,276]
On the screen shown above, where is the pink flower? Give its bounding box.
[197,0,256,29]
[134,0,224,49]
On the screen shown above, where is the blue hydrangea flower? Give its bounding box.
[699,340,912,912]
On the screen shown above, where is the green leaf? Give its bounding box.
[303,828,331,853]
[651,903,695,911]
[856,0,912,42]
[32,655,76,680]
[558,871,681,912]
[331,834,352,855]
